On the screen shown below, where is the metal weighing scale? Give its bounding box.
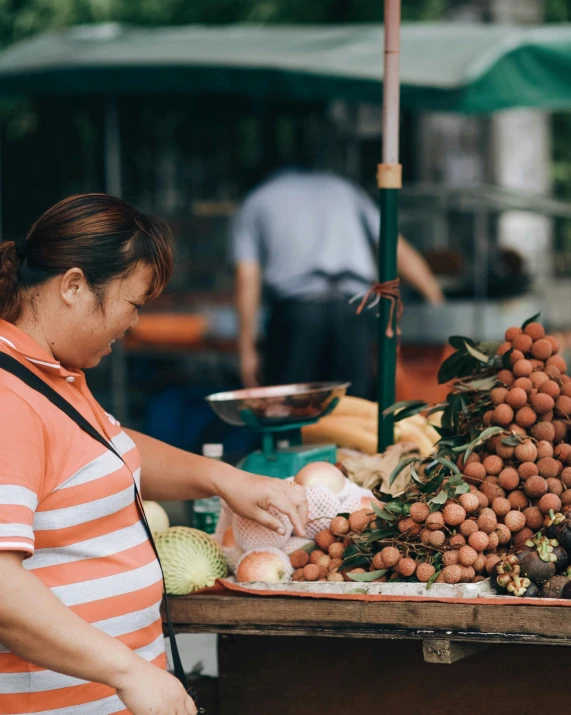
[206,382,350,479]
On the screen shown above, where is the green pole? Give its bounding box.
[377,187,399,452]
[377,0,401,452]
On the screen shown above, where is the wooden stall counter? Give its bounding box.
[167,593,571,714]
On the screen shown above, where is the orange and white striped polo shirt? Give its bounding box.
[0,320,166,715]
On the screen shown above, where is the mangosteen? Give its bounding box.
[520,551,557,585]
[553,546,569,573]
[555,521,571,551]
[514,546,534,565]
[540,575,570,599]
[522,581,540,598]
[489,555,521,593]
[545,512,567,540]
[506,574,532,597]
[562,581,571,599]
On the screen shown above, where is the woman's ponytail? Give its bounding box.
[0,240,23,322]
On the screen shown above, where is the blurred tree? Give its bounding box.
[0,0,446,48]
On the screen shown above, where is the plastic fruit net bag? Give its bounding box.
[213,499,233,545]
[212,500,243,573]
[338,481,374,511]
[305,484,341,539]
[233,506,293,551]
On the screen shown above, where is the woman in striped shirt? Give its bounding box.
[0,194,308,715]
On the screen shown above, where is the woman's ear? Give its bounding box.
[59,268,87,307]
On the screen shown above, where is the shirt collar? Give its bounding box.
[0,320,81,379]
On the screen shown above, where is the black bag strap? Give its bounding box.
[0,353,203,709]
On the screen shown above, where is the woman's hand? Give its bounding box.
[218,471,308,537]
[114,658,197,715]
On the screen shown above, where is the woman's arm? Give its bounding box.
[0,551,195,715]
[127,428,308,536]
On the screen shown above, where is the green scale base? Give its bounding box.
[239,442,337,479]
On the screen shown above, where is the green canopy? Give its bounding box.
[2,22,571,112]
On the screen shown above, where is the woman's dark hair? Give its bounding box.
[0,193,173,322]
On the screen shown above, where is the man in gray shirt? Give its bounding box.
[232,168,443,398]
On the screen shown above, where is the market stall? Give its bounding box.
[144,313,571,714]
[7,13,571,713]
[168,593,571,714]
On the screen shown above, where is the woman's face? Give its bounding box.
[51,262,153,369]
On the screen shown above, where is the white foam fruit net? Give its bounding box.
[233,506,293,551]
[305,484,341,539]
[213,499,233,545]
[341,490,377,515]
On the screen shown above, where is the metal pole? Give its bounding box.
[377,0,402,452]
[103,95,129,425]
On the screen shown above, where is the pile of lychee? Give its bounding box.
[289,321,571,588]
[463,323,571,544]
[289,511,378,584]
[288,499,509,586]
[488,321,569,443]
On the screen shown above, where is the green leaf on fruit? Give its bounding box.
[383,400,428,419]
[448,335,476,350]
[464,426,504,462]
[438,351,463,384]
[389,457,419,487]
[454,482,470,495]
[464,375,498,391]
[429,490,448,506]
[522,313,541,330]
[347,569,387,583]
[502,434,522,447]
[364,529,385,544]
[371,501,386,519]
[365,529,395,545]
[410,463,424,487]
[432,456,462,476]
[393,402,431,422]
[340,555,370,571]
[502,348,514,369]
[478,341,502,357]
[464,341,491,363]
[375,509,397,523]
[426,569,441,589]
[426,403,447,417]
[385,501,406,515]
[301,542,317,554]
[343,544,360,559]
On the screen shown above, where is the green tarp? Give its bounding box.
[3,22,571,112]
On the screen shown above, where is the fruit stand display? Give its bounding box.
[153,318,571,714]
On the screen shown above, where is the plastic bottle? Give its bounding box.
[193,444,223,534]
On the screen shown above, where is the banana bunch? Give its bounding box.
[301,396,439,458]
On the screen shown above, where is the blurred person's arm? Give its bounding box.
[354,183,444,305]
[397,236,445,305]
[236,260,262,387]
[231,196,263,387]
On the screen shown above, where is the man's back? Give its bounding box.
[231,170,378,300]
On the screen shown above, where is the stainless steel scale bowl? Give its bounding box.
[206,382,350,478]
